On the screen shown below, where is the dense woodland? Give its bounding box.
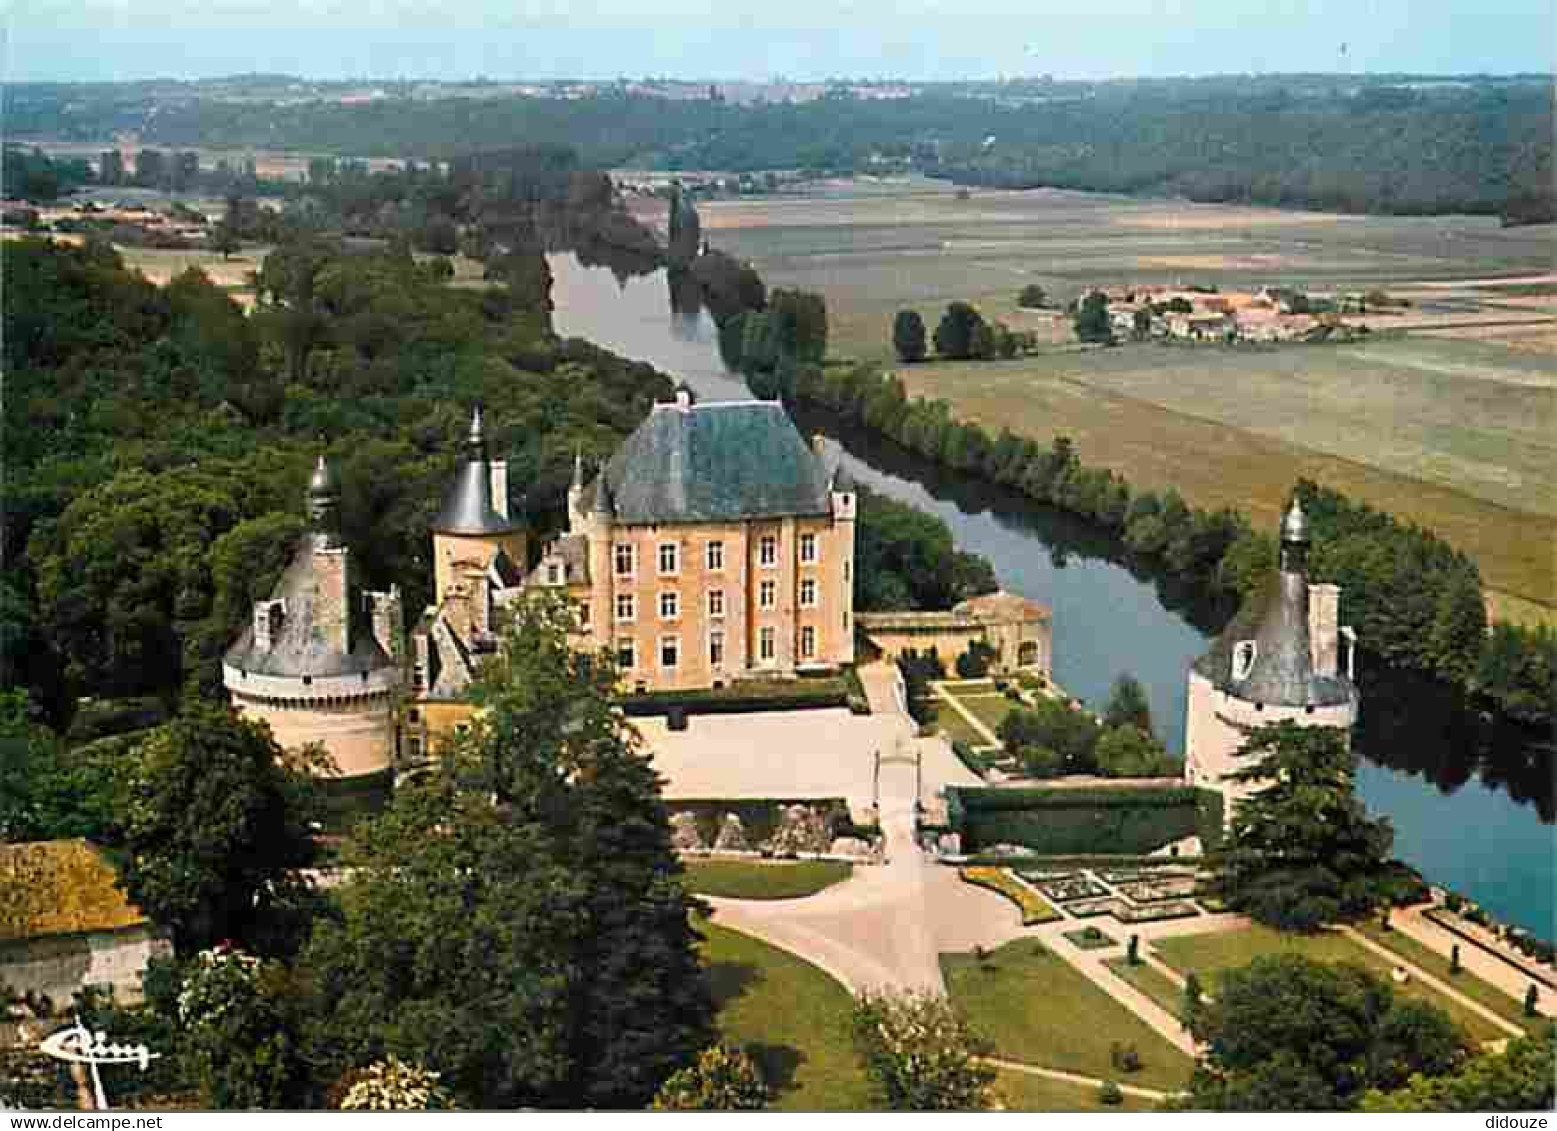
[6,73,1552,218]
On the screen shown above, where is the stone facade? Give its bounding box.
[1184,499,1358,815]
[223,456,401,779]
[856,591,1051,676]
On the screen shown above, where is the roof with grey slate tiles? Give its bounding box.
[597,399,832,524]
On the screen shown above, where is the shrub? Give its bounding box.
[852,991,996,1110]
[1109,1041,1142,1073]
[1525,985,1540,1017]
[338,1057,455,1111]
[1449,945,1461,975]
[1098,1080,1124,1106]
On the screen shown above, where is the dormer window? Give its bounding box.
[546,562,562,586]
[1231,640,1258,682]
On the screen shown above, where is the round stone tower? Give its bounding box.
[223,455,402,779]
[1184,498,1359,813]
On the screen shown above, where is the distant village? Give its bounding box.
[1081,282,1401,344]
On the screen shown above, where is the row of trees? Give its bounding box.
[996,674,1177,779]
[790,360,1554,730]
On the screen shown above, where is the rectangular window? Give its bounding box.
[706,540,724,571]
[759,534,778,567]
[660,635,679,669]
[614,543,635,577]
[658,542,678,575]
[615,593,635,623]
[577,600,591,629]
[799,578,818,608]
[800,625,816,659]
[758,626,776,662]
[759,580,777,610]
[616,637,636,669]
[659,591,680,620]
[546,562,562,585]
[708,589,725,618]
[799,533,817,564]
[709,630,725,667]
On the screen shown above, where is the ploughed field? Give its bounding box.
[702,185,1555,621]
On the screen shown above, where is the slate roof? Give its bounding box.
[0,840,151,942]
[1194,570,1354,708]
[432,458,519,536]
[223,540,395,679]
[598,399,832,524]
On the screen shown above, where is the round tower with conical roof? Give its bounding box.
[224,454,402,779]
[1184,497,1359,815]
[430,406,528,608]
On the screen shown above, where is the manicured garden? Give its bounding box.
[959,867,1062,924]
[1356,921,1551,1037]
[699,918,874,1110]
[941,940,1195,1092]
[684,859,853,900]
[1153,925,1513,1044]
[1064,925,1118,951]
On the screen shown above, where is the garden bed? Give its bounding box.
[1116,879,1199,903]
[1063,926,1118,951]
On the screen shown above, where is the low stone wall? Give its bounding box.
[0,925,171,1012]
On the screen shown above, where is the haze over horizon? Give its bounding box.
[7,0,1553,84]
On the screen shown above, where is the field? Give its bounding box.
[942,939,1195,1091]
[704,184,1556,621]
[1152,925,1513,1045]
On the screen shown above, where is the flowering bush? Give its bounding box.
[651,1045,768,1111]
[338,1057,455,1111]
[852,990,996,1111]
[177,945,299,1109]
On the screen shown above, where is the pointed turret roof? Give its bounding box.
[432,406,521,536]
[1193,497,1353,709]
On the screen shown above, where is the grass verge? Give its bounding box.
[995,1068,1155,1111]
[943,940,1193,1092]
[1153,924,1511,1044]
[700,916,873,1110]
[684,859,853,900]
[1104,958,1191,1025]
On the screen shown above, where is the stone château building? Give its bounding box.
[223,456,402,778]
[1184,498,1359,812]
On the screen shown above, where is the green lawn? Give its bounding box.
[1355,922,1550,1037]
[960,693,1018,735]
[684,859,853,900]
[941,940,1195,1092]
[995,1068,1156,1111]
[1153,925,1511,1044]
[933,705,990,750]
[699,917,874,1110]
[1104,958,1191,1025]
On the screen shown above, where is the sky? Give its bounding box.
[7,0,1553,83]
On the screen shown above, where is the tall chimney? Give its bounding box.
[1309,583,1340,678]
[489,460,509,520]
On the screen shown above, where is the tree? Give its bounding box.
[969,319,997,361]
[0,689,122,842]
[1183,972,1203,1029]
[997,697,1100,774]
[303,596,713,1109]
[892,309,927,362]
[1095,724,1174,778]
[1216,722,1395,931]
[1017,283,1045,309]
[118,702,321,953]
[1185,954,1467,1110]
[1132,306,1153,338]
[177,944,305,1109]
[1074,291,1111,343]
[933,302,986,360]
[1103,673,1153,734]
[770,288,828,362]
[1525,985,1540,1017]
[852,990,996,1111]
[651,1045,769,1110]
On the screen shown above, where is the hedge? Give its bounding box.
[947,785,1223,856]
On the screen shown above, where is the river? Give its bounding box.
[547,251,1555,940]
